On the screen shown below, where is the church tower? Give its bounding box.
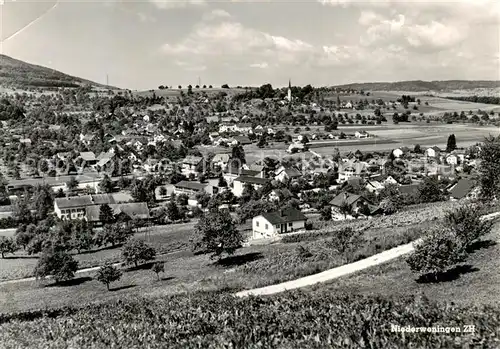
[287,79,292,102]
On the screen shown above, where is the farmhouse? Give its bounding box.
[181,156,203,177]
[212,153,230,169]
[85,202,150,224]
[252,207,307,239]
[425,146,442,158]
[223,166,261,185]
[329,192,380,220]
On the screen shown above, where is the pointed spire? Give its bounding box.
[288,79,291,88]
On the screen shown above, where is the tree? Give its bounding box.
[34,248,79,283]
[166,200,182,221]
[444,204,493,248]
[0,236,16,258]
[122,239,156,268]
[478,135,500,200]
[12,196,32,224]
[406,227,467,281]
[99,203,116,224]
[338,200,352,219]
[151,261,165,281]
[414,144,422,154]
[98,174,114,193]
[326,227,364,255]
[32,184,54,221]
[66,177,79,191]
[221,84,229,89]
[192,210,243,259]
[446,134,457,152]
[96,263,122,291]
[418,177,445,203]
[96,223,132,247]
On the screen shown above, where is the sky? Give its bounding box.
[0,0,499,90]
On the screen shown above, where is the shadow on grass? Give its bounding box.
[77,244,123,255]
[47,276,93,288]
[160,276,175,282]
[466,239,497,253]
[416,264,479,284]
[125,262,156,272]
[110,284,137,292]
[215,252,263,267]
[4,255,39,260]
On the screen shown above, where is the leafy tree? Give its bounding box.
[192,210,243,259]
[230,145,246,166]
[99,204,116,224]
[326,227,364,255]
[446,134,457,152]
[414,144,422,154]
[12,196,32,224]
[406,227,467,281]
[379,198,399,215]
[32,184,54,221]
[151,261,165,281]
[96,263,122,291]
[122,239,156,268]
[221,84,229,89]
[96,223,132,247]
[34,248,79,283]
[418,177,445,203]
[70,221,94,253]
[66,177,79,192]
[15,223,36,250]
[0,236,16,258]
[98,174,114,193]
[320,205,332,220]
[478,135,500,200]
[444,204,493,248]
[166,200,182,221]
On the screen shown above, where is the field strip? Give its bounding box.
[235,211,500,298]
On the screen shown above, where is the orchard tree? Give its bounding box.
[122,239,156,268]
[96,263,122,291]
[444,203,493,248]
[192,209,243,259]
[0,236,16,258]
[34,248,79,283]
[151,261,165,281]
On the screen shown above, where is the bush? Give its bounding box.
[445,204,494,248]
[326,227,364,254]
[406,227,467,281]
[0,236,17,258]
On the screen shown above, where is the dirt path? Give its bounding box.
[235,211,500,297]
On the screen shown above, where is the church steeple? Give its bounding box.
[288,79,291,89]
[287,79,292,102]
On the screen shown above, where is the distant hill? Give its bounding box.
[0,54,116,90]
[333,80,500,92]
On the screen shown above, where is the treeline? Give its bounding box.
[443,96,500,105]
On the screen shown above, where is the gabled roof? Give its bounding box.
[234,176,270,185]
[330,192,370,208]
[259,207,307,225]
[398,184,420,195]
[175,181,208,191]
[449,178,476,199]
[212,153,230,163]
[276,165,301,177]
[55,196,93,209]
[182,156,203,166]
[80,152,96,161]
[85,203,150,222]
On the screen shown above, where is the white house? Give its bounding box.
[355,131,369,139]
[426,146,441,158]
[181,156,203,177]
[274,165,301,182]
[232,176,271,197]
[365,180,385,194]
[446,154,458,165]
[252,208,307,239]
[219,123,237,133]
[212,153,230,169]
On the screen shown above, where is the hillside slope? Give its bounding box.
[0,54,115,89]
[333,80,500,92]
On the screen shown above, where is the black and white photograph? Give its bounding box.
[0,0,499,347]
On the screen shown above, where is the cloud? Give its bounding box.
[249,62,269,69]
[202,9,231,21]
[149,0,206,9]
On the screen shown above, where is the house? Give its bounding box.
[365,180,385,194]
[265,189,293,203]
[252,207,307,239]
[448,178,478,201]
[212,153,230,169]
[19,138,32,146]
[236,123,253,134]
[232,135,252,145]
[274,165,301,182]
[223,166,261,185]
[174,181,217,196]
[392,148,404,158]
[79,152,97,166]
[446,154,458,165]
[329,192,379,220]
[219,123,237,133]
[355,131,369,139]
[426,146,442,158]
[143,158,159,173]
[85,202,150,224]
[80,133,95,146]
[232,176,271,197]
[181,156,203,177]
[54,193,135,221]
[287,143,305,153]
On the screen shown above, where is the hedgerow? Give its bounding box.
[0,291,498,348]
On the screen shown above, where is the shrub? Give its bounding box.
[406,227,467,281]
[151,261,165,281]
[326,227,364,254]
[296,245,312,260]
[444,204,494,248]
[0,236,17,258]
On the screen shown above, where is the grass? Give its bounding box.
[311,221,500,308]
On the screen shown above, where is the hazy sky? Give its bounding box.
[1,0,499,90]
